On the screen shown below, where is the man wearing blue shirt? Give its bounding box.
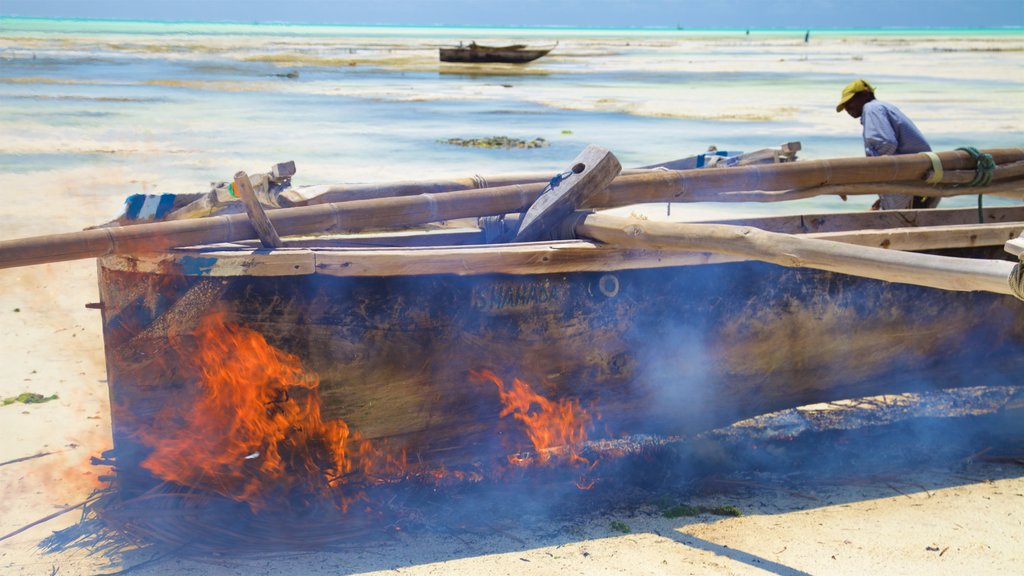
[836,79,939,210]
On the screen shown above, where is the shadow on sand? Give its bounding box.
[39,388,1024,575]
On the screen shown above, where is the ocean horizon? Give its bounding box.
[3,16,1023,35]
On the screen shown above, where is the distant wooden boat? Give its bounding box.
[439,41,555,64]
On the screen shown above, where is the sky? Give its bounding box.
[1,0,1022,28]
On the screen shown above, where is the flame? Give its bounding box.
[128,311,603,508]
[470,369,591,466]
[135,310,404,510]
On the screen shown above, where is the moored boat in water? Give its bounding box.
[439,41,556,63]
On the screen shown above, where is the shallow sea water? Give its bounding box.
[0,18,1022,223]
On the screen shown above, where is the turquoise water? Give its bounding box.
[3,17,1022,37]
[1,17,1022,218]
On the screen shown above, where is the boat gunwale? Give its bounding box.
[97,207,1024,278]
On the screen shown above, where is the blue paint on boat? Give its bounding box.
[179,255,218,276]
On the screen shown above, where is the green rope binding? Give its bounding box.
[955,146,996,187]
[956,146,996,223]
[950,147,1021,300]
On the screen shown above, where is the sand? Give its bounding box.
[1,29,1023,575]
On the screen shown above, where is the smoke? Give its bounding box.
[65,242,1024,561]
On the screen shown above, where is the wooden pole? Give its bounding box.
[1,148,1023,270]
[280,148,1024,206]
[592,148,1024,205]
[572,212,1019,296]
[278,167,661,207]
[702,179,1024,203]
[233,171,283,249]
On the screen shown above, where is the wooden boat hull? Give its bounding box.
[439,46,552,63]
[98,243,1024,482]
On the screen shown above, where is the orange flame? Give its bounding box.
[136,311,404,510]
[470,369,591,466]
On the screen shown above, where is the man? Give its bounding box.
[836,79,939,210]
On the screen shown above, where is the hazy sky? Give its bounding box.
[2,0,1022,28]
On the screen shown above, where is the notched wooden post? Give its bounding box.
[513,145,622,243]
[234,170,283,249]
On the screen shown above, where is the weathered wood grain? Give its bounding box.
[233,170,283,249]
[98,214,1021,279]
[575,213,1018,295]
[513,145,621,242]
[99,246,1024,481]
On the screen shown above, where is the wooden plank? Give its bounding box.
[102,220,1020,278]
[100,250,316,277]
[703,205,1024,234]
[1006,238,1024,257]
[220,205,1024,249]
[574,213,1019,295]
[310,222,1020,277]
[312,242,735,276]
[806,222,1023,251]
[233,171,283,249]
[700,178,1024,203]
[514,145,621,242]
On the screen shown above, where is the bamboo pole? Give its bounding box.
[1,149,1023,270]
[277,168,659,207]
[592,148,1024,205]
[0,182,549,269]
[706,178,1024,203]
[280,148,1024,206]
[572,212,1019,296]
[930,160,1024,184]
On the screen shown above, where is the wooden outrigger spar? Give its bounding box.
[1,147,1022,272]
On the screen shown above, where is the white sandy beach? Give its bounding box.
[0,23,1023,575]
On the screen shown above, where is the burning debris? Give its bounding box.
[470,369,593,467]
[132,310,407,512]
[117,312,608,521]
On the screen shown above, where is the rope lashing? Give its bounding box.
[923,151,944,184]
[545,169,574,192]
[956,146,996,224]
[919,151,944,210]
[1010,258,1024,302]
[544,162,586,193]
[955,146,996,187]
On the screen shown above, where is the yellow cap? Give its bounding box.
[836,79,875,112]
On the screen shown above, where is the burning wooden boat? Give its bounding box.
[2,146,1023,502]
[439,41,556,63]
